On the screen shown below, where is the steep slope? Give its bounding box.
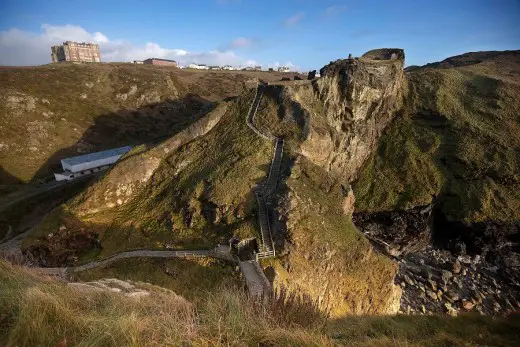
[23,50,406,316]
[353,51,520,315]
[250,50,406,315]
[24,91,273,264]
[355,51,520,235]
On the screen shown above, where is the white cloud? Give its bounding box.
[285,12,304,27]
[0,24,257,67]
[323,5,348,17]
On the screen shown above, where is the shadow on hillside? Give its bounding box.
[30,93,214,182]
[22,203,234,268]
[1,94,214,237]
[0,167,24,196]
[327,312,520,345]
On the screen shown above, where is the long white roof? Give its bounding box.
[62,146,132,166]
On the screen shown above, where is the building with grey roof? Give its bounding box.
[54,146,131,181]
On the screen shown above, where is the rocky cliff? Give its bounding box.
[300,49,405,180]
[353,50,520,315]
[248,49,406,316]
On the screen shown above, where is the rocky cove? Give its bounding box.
[354,207,520,316]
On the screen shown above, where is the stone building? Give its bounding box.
[143,58,178,67]
[51,41,101,63]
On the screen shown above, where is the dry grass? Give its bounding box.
[1,260,519,346]
[0,260,329,346]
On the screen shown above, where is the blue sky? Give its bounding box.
[1,0,519,70]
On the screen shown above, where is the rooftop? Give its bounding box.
[62,146,132,166]
[147,58,178,63]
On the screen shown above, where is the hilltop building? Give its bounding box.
[51,41,101,63]
[278,66,292,73]
[54,146,132,181]
[143,58,178,67]
[188,63,209,70]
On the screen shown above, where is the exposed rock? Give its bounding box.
[396,246,519,316]
[303,51,405,181]
[441,270,452,284]
[361,48,405,61]
[426,290,437,301]
[444,302,457,316]
[353,204,432,257]
[68,278,188,302]
[462,300,474,310]
[452,260,462,274]
[342,186,355,216]
[116,85,138,101]
[5,93,37,114]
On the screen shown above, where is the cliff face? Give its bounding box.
[353,51,520,315]
[250,49,407,316]
[270,158,400,317]
[300,50,405,181]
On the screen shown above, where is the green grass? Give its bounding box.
[73,257,241,302]
[354,60,520,223]
[24,91,271,260]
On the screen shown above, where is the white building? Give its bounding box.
[278,66,292,73]
[188,63,209,70]
[222,65,235,70]
[54,146,132,181]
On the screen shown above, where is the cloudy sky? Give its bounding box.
[1,0,519,70]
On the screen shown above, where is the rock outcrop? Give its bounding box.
[242,49,407,316]
[302,49,405,181]
[353,204,433,257]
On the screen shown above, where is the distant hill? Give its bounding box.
[410,50,520,70]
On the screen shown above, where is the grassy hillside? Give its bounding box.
[354,51,520,223]
[21,57,404,315]
[2,260,519,346]
[0,63,296,186]
[0,63,191,184]
[23,91,273,263]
